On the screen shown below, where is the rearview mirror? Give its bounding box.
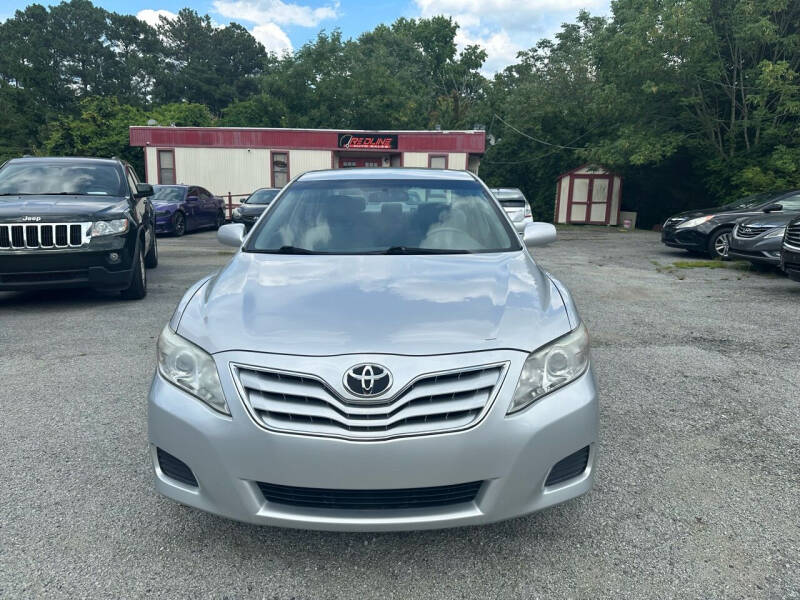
[135,183,153,198]
[218,223,245,247]
[763,203,782,213]
[523,222,557,249]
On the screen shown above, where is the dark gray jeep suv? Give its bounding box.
[0,157,157,299]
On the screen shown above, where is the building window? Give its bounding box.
[341,160,357,168]
[272,152,289,187]
[429,155,447,169]
[157,149,175,184]
[364,160,380,167]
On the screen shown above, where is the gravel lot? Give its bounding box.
[1,228,798,599]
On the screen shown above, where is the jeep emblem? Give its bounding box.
[22,216,42,222]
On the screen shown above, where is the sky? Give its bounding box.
[0,0,612,72]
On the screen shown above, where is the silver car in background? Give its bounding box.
[149,168,598,531]
[490,187,533,233]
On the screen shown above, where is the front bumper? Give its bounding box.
[781,245,800,281]
[155,214,175,234]
[0,236,136,291]
[661,227,707,251]
[729,233,783,265]
[148,350,599,531]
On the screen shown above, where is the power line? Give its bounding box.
[493,113,590,150]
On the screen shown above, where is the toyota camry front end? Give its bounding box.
[148,168,598,531]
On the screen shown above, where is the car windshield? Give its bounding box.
[152,186,186,203]
[246,178,520,254]
[246,189,279,205]
[0,162,125,197]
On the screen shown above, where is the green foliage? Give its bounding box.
[1,0,799,227]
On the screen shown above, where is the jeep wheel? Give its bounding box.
[145,234,158,268]
[121,245,147,300]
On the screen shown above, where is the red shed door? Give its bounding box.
[568,175,611,224]
[339,157,382,168]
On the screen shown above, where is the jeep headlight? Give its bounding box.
[232,207,241,218]
[157,326,229,415]
[91,218,129,236]
[508,323,590,414]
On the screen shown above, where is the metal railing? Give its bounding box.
[222,193,251,221]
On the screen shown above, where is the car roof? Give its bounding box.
[297,168,476,182]
[7,156,122,166]
[490,188,526,199]
[252,187,281,192]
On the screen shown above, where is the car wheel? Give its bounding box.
[173,212,186,237]
[145,232,158,268]
[214,210,225,230]
[708,228,732,260]
[121,245,147,300]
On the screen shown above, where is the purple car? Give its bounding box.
[152,185,226,236]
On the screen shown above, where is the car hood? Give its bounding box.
[0,196,128,221]
[175,251,571,356]
[153,202,179,212]
[736,211,799,228]
[238,204,268,216]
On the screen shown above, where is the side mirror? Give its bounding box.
[186,195,199,202]
[217,223,245,247]
[523,222,557,249]
[763,203,782,213]
[135,183,154,198]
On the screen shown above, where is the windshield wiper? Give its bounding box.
[259,245,319,254]
[381,246,471,254]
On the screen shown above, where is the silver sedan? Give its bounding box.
[148,168,598,531]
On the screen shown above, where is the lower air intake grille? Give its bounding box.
[157,448,198,487]
[545,446,590,486]
[257,480,483,510]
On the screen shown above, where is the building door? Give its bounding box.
[339,157,383,168]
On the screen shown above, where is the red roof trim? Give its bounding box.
[130,127,485,154]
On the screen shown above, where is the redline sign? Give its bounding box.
[338,134,398,150]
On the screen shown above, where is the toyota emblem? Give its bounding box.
[343,363,392,397]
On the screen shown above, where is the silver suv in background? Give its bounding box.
[490,187,532,233]
[149,169,597,531]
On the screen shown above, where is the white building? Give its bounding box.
[129,127,486,199]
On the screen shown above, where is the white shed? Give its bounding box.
[555,165,622,226]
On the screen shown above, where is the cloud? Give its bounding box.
[251,22,293,53]
[136,9,178,28]
[414,0,611,72]
[212,0,339,27]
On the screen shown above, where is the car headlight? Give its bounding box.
[764,227,786,239]
[232,207,241,218]
[677,215,715,228]
[91,218,129,236]
[157,325,229,415]
[508,322,590,414]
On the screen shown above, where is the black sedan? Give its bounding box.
[661,190,800,259]
[231,188,280,231]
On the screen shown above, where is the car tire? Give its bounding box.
[144,233,158,268]
[708,228,732,260]
[214,210,225,230]
[121,245,147,300]
[173,211,186,237]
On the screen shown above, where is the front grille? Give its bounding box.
[156,448,198,487]
[257,480,483,510]
[545,446,590,486]
[234,363,507,440]
[0,222,91,249]
[736,224,769,239]
[785,222,800,248]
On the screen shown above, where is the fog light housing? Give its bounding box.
[107,252,121,264]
